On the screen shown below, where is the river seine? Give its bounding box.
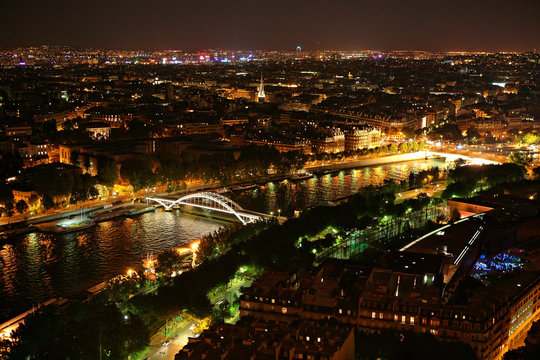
[0,158,445,321]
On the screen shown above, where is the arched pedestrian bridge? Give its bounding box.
[146,192,266,225]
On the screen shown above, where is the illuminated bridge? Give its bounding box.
[146,192,267,225]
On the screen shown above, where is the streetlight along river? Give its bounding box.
[0,157,446,321]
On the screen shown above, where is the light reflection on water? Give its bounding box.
[0,158,445,321]
[0,212,223,321]
[230,159,446,216]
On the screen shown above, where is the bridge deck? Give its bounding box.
[146,192,272,224]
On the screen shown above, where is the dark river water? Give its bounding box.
[0,158,446,321]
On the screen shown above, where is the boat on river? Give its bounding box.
[53,220,96,234]
[214,188,231,194]
[230,184,258,191]
[290,172,314,181]
[125,206,156,217]
[90,209,127,222]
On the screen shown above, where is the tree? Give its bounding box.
[97,157,119,187]
[28,194,39,208]
[508,151,533,168]
[32,168,74,199]
[42,195,55,210]
[441,181,476,199]
[450,208,461,222]
[503,346,540,360]
[454,158,467,168]
[8,301,149,360]
[157,249,183,274]
[70,150,80,167]
[521,132,540,145]
[42,120,57,137]
[398,143,408,152]
[89,186,99,198]
[15,200,28,215]
[120,156,155,191]
[0,184,14,206]
[3,201,14,222]
[83,154,91,170]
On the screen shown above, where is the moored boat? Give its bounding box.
[125,206,156,217]
[214,188,231,194]
[54,220,96,234]
[290,172,314,181]
[230,184,257,191]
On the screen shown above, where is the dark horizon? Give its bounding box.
[1,0,539,52]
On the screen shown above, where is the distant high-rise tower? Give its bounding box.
[257,74,266,102]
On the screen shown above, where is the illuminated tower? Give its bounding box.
[257,74,266,102]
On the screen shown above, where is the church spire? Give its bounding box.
[257,74,266,101]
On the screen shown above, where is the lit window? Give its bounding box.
[394,314,399,322]
[410,317,415,325]
[401,316,406,324]
[379,312,384,319]
[281,307,287,314]
[372,312,376,319]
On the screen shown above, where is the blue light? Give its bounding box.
[473,250,525,280]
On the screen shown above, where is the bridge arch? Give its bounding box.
[147,192,260,225]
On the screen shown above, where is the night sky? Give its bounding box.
[1,0,539,51]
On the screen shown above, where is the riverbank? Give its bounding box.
[152,151,441,199]
[305,151,435,174]
[0,151,442,236]
[0,154,448,323]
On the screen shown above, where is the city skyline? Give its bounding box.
[1,3,540,358]
[1,0,540,51]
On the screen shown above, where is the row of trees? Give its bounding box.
[131,141,427,191]
[123,178,438,328]
[442,163,526,199]
[355,329,477,360]
[3,297,149,359]
[0,183,45,219]
[124,145,307,191]
[408,166,445,190]
[1,156,119,216]
[507,151,534,168]
[305,140,427,163]
[33,170,99,204]
[517,132,540,145]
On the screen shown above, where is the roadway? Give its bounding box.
[396,181,445,202]
[305,151,431,173]
[1,147,502,230]
[140,276,253,360]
